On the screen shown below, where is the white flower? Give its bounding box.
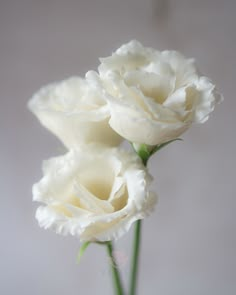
[33,145,157,242]
[87,40,223,146]
[28,77,123,148]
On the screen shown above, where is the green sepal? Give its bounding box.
[135,144,150,166]
[132,138,183,165]
[150,138,183,156]
[77,241,91,264]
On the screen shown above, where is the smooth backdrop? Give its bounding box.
[0,0,235,294]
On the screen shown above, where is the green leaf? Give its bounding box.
[77,242,91,264]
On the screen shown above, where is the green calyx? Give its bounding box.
[132,138,183,166]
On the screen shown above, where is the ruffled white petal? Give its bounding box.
[96,40,223,145]
[33,145,157,242]
[28,77,123,148]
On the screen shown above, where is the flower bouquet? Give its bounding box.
[28,40,222,295]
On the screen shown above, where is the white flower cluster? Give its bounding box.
[29,40,222,242]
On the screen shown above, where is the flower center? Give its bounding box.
[83,179,112,201]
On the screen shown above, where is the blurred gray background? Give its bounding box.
[0,0,235,294]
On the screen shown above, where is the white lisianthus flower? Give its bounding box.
[33,145,157,242]
[28,77,123,148]
[87,40,223,146]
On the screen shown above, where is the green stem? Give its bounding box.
[128,146,148,295]
[128,140,179,294]
[106,242,124,295]
[129,219,142,295]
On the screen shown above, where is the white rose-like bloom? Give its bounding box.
[28,77,123,148]
[87,40,223,146]
[33,145,157,242]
